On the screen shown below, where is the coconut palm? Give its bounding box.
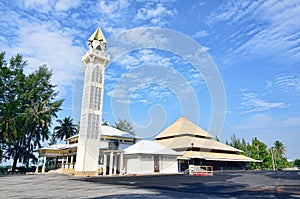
[54,117,78,143]
[274,140,286,158]
[0,101,20,144]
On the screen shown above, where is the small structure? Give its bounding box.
[124,140,181,174]
[34,125,136,175]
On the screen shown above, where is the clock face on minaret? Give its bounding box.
[75,27,110,176]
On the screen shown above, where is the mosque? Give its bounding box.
[35,27,259,175]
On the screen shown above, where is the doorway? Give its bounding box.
[154,156,160,172]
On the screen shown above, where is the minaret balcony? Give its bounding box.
[82,48,110,62]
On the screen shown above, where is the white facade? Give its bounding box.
[160,156,178,173]
[35,125,136,175]
[125,154,178,174]
[124,140,181,174]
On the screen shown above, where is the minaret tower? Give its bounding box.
[75,27,110,176]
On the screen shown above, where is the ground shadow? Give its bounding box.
[70,172,300,198]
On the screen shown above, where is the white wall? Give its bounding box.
[125,154,178,174]
[126,155,140,174]
[139,155,154,174]
[99,140,108,149]
[160,155,178,173]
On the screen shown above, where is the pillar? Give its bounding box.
[42,156,47,173]
[119,153,123,175]
[103,153,107,176]
[113,153,117,175]
[65,155,69,169]
[70,155,74,169]
[109,151,113,175]
[61,155,65,169]
[35,157,40,173]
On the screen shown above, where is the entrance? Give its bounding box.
[154,156,160,172]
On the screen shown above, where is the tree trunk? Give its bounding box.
[12,153,19,172]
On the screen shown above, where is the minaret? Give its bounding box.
[75,27,110,176]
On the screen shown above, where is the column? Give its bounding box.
[61,155,65,169]
[42,156,47,173]
[119,153,123,175]
[113,153,117,175]
[54,157,58,169]
[109,151,113,175]
[35,157,40,173]
[70,155,74,169]
[103,153,107,176]
[65,155,69,169]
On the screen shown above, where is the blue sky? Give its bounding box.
[1,0,299,160]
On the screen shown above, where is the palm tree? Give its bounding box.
[274,140,286,158]
[270,140,287,170]
[54,117,78,143]
[0,101,20,144]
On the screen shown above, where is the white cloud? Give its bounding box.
[235,114,300,130]
[136,3,176,20]
[135,3,176,24]
[54,0,81,11]
[240,90,288,113]
[99,0,131,21]
[207,0,300,63]
[0,6,84,99]
[105,48,206,105]
[267,74,300,95]
[106,61,197,105]
[193,30,209,38]
[23,0,52,13]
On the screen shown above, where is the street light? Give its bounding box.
[191,143,194,166]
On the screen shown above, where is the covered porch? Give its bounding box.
[35,145,124,175]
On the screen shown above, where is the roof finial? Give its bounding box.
[98,19,101,27]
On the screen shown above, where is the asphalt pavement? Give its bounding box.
[0,170,300,198]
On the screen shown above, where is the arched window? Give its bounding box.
[92,66,102,83]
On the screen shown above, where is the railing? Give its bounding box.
[82,48,110,61]
[189,165,213,176]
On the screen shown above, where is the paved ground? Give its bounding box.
[0,171,300,198]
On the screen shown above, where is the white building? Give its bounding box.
[34,125,137,175]
[124,140,181,174]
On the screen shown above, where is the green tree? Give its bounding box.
[48,132,57,145]
[215,135,220,142]
[54,117,78,143]
[114,119,135,136]
[294,159,300,168]
[0,52,63,170]
[248,137,271,169]
[271,140,288,170]
[0,52,25,146]
[274,140,286,158]
[227,133,248,156]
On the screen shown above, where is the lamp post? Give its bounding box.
[191,143,194,166]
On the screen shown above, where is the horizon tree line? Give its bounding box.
[225,133,292,170]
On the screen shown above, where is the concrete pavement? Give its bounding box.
[0,171,300,198]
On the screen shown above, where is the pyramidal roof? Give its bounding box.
[124,140,181,156]
[88,27,107,44]
[155,117,213,139]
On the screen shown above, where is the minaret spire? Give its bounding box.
[97,19,101,27]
